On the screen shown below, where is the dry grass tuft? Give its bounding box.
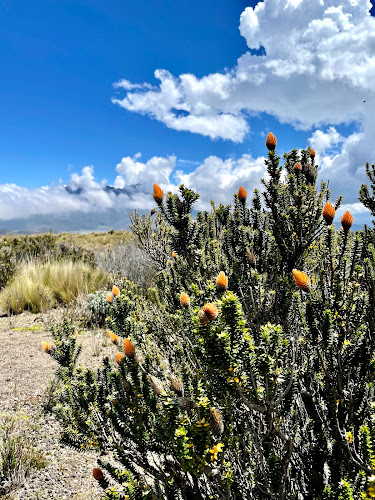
[0,261,107,315]
[0,413,46,495]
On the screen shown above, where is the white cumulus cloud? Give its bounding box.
[110,0,375,217]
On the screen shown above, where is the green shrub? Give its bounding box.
[43,139,375,499]
[0,245,16,290]
[86,290,111,327]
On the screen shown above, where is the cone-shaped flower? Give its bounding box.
[210,408,224,435]
[112,285,120,297]
[341,210,353,232]
[41,341,55,354]
[322,202,335,225]
[198,309,209,325]
[115,352,124,365]
[168,374,184,396]
[246,248,256,266]
[106,293,113,303]
[108,331,119,344]
[310,149,316,159]
[202,303,219,321]
[123,338,135,357]
[92,468,104,481]
[180,292,190,308]
[216,271,228,292]
[153,183,164,205]
[147,374,164,395]
[292,269,310,292]
[237,186,247,203]
[266,132,277,151]
[294,162,302,172]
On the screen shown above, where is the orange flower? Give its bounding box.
[216,271,228,292]
[108,331,119,344]
[292,269,310,292]
[294,162,302,172]
[266,132,277,151]
[106,293,113,303]
[180,292,190,308]
[310,149,316,159]
[341,210,353,232]
[112,285,120,297]
[92,468,104,481]
[322,201,335,225]
[172,251,178,258]
[202,303,219,321]
[41,341,55,354]
[123,338,135,357]
[153,183,164,204]
[115,352,124,365]
[238,186,247,203]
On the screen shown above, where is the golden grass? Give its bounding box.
[0,261,107,314]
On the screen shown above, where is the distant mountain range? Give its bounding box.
[0,210,133,235]
[65,184,143,196]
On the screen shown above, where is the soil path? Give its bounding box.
[0,312,114,500]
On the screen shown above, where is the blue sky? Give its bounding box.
[0,0,375,232]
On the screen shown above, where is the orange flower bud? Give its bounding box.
[202,303,219,321]
[341,210,353,232]
[322,201,335,225]
[266,132,277,151]
[180,292,190,308]
[115,352,124,365]
[106,293,113,303]
[294,162,302,172]
[123,338,135,357]
[292,269,310,292]
[112,285,120,297]
[92,468,104,481]
[310,149,316,159]
[153,183,164,205]
[108,331,119,344]
[216,271,228,292]
[41,341,55,354]
[237,186,247,203]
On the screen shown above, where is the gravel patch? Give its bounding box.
[0,311,115,500]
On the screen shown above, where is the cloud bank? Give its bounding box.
[112,0,375,212]
[0,145,372,234]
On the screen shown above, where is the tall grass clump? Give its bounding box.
[0,263,56,314]
[42,260,107,303]
[41,138,375,499]
[0,260,107,314]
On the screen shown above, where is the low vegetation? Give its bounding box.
[0,414,46,496]
[0,260,107,314]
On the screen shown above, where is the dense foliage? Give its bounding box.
[43,136,375,499]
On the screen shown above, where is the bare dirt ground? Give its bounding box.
[0,310,116,500]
